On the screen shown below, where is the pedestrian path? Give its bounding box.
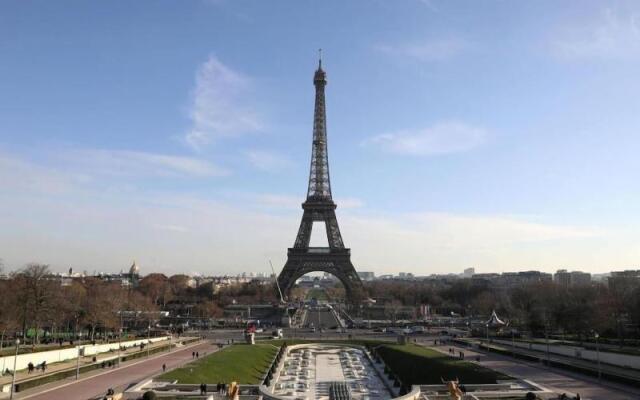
[0,337,181,388]
[429,343,640,400]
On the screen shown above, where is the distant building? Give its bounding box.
[608,270,640,294]
[462,267,475,278]
[570,271,592,286]
[472,271,551,288]
[554,269,592,287]
[554,269,572,287]
[357,271,375,281]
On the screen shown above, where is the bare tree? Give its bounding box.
[13,264,56,344]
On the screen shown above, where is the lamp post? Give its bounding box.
[146,324,151,358]
[545,326,550,367]
[485,323,489,344]
[595,332,601,381]
[117,328,122,366]
[75,344,81,379]
[511,329,516,358]
[9,338,20,400]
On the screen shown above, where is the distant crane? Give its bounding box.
[270,260,285,304]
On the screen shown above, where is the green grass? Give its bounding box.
[305,288,329,301]
[376,344,511,385]
[158,344,278,384]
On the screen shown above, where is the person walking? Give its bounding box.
[28,362,34,374]
[162,363,166,372]
[192,351,195,359]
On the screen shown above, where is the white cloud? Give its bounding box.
[364,121,486,156]
[0,152,88,195]
[375,38,469,62]
[552,8,640,60]
[153,224,190,233]
[184,56,262,150]
[254,194,301,209]
[245,150,292,172]
[68,149,229,178]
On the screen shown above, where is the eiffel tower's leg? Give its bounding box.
[324,211,345,249]
[293,213,313,248]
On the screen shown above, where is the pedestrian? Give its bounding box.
[196,351,199,359]
[575,394,581,400]
[203,383,208,394]
[162,363,166,372]
[192,351,195,359]
[200,383,205,395]
[41,361,47,373]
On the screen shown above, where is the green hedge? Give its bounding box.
[376,344,511,385]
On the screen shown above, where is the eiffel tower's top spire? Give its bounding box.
[307,51,332,202]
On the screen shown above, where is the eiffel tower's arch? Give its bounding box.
[277,58,364,303]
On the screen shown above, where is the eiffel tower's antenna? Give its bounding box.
[318,48,322,68]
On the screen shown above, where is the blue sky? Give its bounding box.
[1,0,640,275]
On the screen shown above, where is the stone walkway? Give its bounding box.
[0,338,176,387]
[431,344,640,400]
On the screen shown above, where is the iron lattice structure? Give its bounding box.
[277,60,364,302]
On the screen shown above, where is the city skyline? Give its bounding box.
[2,1,640,275]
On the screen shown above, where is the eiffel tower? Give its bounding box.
[277,57,364,302]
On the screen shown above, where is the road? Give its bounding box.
[14,341,214,400]
[303,307,339,329]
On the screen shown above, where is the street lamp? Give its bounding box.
[545,325,550,367]
[511,329,516,358]
[75,344,82,379]
[9,338,20,400]
[485,323,489,345]
[117,328,123,366]
[595,332,601,381]
[147,324,151,358]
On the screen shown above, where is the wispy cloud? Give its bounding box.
[0,152,87,195]
[244,149,292,172]
[552,8,640,60]
[364,121,486,156]
[67,149,229,178]
[374,37,470,62]
[417,0,438,12]
[153,224,190,233]
[184,56,262,150]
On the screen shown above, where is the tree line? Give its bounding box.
[362,278,640,341]
[0,263,276,347]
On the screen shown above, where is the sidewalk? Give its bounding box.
[429,343,640,400]
[0,337,179,388]
[464,338,640,382]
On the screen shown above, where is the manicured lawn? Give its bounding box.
[158,344,278,384]
[376,344,511,385]
[306,288,329,301]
